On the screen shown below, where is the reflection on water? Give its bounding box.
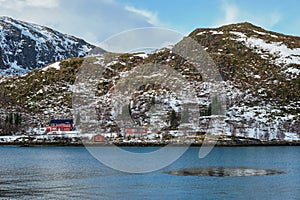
[0,146,116,199]
[165,167,285,177]
[0,146,299,200]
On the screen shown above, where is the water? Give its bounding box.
[0,146,299,200]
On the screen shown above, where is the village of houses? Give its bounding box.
[1,117,297,146]
[0,118,211,146]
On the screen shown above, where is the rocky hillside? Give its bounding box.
[0,16,97,76]
[0,58,84,132]
[0,22,299,141]
[189,22,300,140]
[190,22,300,101]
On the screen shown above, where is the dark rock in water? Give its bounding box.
[165,167,285,177]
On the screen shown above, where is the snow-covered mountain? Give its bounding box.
[189,22,300,140]
[0,16,96,76]
[0,22,299,142]
[190,22,300,80]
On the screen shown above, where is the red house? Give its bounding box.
[92,134,106,142]
[124,128,148,137]
[45,119,75,133]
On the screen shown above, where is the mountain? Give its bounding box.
[189,22,299,107]
[188,22,300,140]
[0,16,96,76]
[0,22,299,142]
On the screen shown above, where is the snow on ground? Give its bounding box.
[223,103,300,141]
[254,75,261,79]
[252,30,279,38]
[42,61,61,71]
[0,61,29,76]
[0,135,21,142]
[230,31,247,38]
[285,67,300,75]
[284,133,300,141]
[231,31,300,66]
[245,38,300,65]
[0,16,91,76]
[196,31,206,36]
[210,30,224,35]
[196,30,224,35]
[252,30,267,35]
[135,53,148,59]
[284,67,300,79]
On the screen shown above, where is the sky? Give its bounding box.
[0,0,299,45]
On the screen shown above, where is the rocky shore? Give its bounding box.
[1,138,299,147]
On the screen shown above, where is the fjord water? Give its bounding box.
[0,146,299,200]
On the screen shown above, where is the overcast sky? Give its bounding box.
[0,0,299,45]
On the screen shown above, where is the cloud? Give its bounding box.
[0,0,157,45]
[125,5,159,26]
[99,27,184,53]
[215,1,282,28]
[0,0,181,51]
[215,1,240,26]
[221,2,239,25]
[268,12,282,27]
[25,0,59,8]
[0,0,59,9]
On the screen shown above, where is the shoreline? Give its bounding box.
[1,140,300,147]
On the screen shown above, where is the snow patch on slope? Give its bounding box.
[0,16,93,76]
[197,30,224,35]
[231,31,300,66]
[42,61,61,71]
[284,67,300,75]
